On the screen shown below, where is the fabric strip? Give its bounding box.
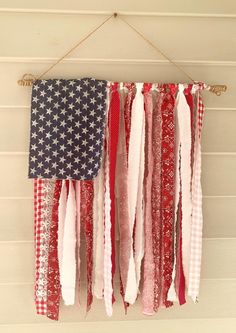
[115,85,131,309]
[80,180,94,311]
[75,181,81,303]
[160,85,176,308]
[142,88,155,315]
[152,91,163,311]
[103,130,113,316]
[109,83,120,299]
[35,179,55,315]
[125,82,145,304]
[93,161,105,299]
[60,180,77,305]
[46,180,62,320]
[188,89,205,302]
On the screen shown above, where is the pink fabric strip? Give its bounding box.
[151,91,163,311]
[188,88,205,302]
[142,88,155,315]
[115,85,131,311]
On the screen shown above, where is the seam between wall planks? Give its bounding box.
[0,8,236,18]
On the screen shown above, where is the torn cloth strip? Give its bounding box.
[142,86,155,315]
[34,179,55,315]
[160,84,176,308]
[151,90,163,312]
[46,180,62,320]
[108,82,120,299]
[125,82,145,304]
[29,78,108,180]
[80,180,94,312]
[188,88,205,302]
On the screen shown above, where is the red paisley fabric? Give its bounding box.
[46,180,62,320]
[80,180,94,312]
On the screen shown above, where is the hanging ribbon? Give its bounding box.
[142,85,155,315]
[80,180,94,312]
[160,84,176,308]
[125,82,145,304]
[46,180,62,320]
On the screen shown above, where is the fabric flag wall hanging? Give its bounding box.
[29,78,206,320]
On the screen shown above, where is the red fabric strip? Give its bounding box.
[108,83,120,300]
[160,85,176,308]
[80,180,94,312]
[47,180,62,320]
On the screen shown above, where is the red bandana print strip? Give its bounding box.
[160,84,176,308]
[80,180,94,312]
[47,180,62,320]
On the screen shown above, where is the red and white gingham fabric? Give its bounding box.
[34,179,47,315]
[188,88,205,302]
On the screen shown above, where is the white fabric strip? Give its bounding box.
[58,180,67,281]
[75,181,81,304]
[104,143,113,316]
[60,180,77,305]
[103,89,113,317]
[177,84,192,289]
[125,82,145,304]
[93,162,105,299]
[134,114,145,294]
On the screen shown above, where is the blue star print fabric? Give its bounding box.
[28,78,108,180]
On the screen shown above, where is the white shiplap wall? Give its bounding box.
[0,1,236,332]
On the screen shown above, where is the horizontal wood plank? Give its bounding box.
[0,239,235,284]
[1,108,236,153]
[0,63,235,108]
[1,319,236,333]
[0,196,235,241]
[0,14,235,61]
[0,154,235,197]
[0,280,235,323]
[0,0,236,15]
